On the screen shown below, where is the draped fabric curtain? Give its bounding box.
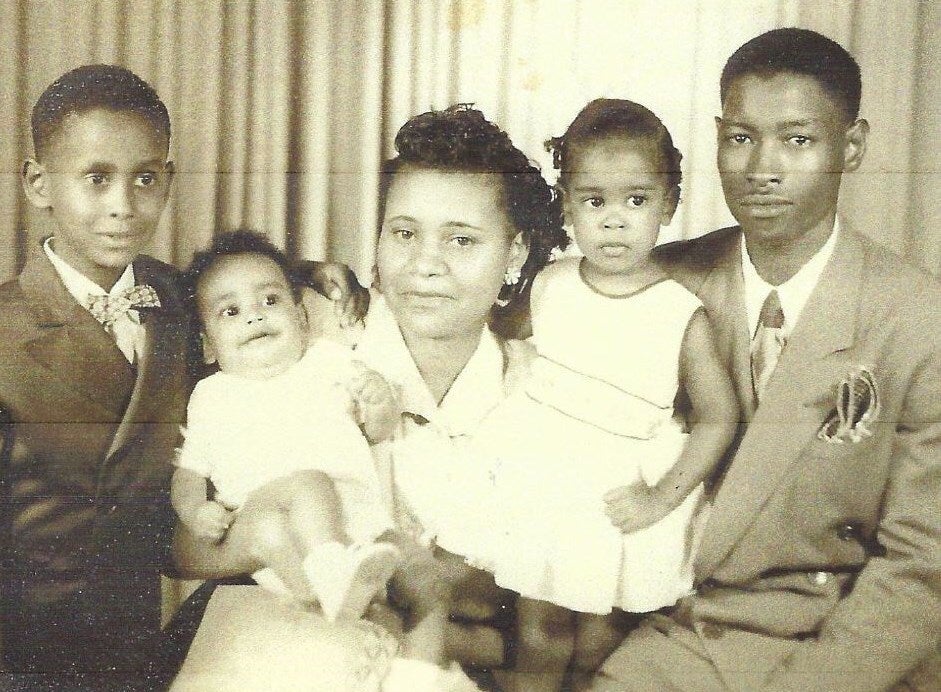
[1,0,938,287]
[0,0,937,622]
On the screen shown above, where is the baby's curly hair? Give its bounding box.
[547,98,682,205]
[181,230,301,326]
[379,104,568,307]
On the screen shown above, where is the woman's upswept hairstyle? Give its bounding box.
[379,104,569,309]
[546,98,683,206]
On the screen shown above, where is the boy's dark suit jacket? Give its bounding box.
[0,246,196,676]
[607,226,941,691]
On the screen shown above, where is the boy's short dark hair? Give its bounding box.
[720,28,862,121]
[31,64,171,158]
[182,231,302,323]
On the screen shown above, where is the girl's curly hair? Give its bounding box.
[379,104,569,310]
[546,98,683,204]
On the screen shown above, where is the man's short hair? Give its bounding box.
[31,64,170,157]
[720,28,862,121]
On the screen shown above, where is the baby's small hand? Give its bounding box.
[350,367,395,409]
[187,500,234,543]
[349,366,400,442]
[604,483,672,534]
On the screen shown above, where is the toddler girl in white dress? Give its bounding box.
[171,231,403,623]
[487,100,739,691]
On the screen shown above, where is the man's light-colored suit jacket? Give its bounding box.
[654,226,941,691]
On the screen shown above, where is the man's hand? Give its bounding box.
[293,260,369,327]
[604,482,673,533]
[186,500,234,543]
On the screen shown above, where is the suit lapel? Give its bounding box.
[105,258,188,460]
[695,231,864,578]
[105,321,154,460]
[19,250,136,416]
[694,231,756,421]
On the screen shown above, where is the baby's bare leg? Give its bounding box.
[250,507,315,602]
[282,469,348,552]
[275,471,401,620]
[249,472,345,603]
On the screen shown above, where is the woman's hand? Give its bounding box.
[391,542,451,609]
[604,482,673,534]
[293,260,370,327]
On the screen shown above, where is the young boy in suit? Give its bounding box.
[0,64,352,687]
[0,64,188,687]
[592,28,941,691]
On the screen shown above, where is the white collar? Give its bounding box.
[740,219,840,338]
[354,294,506,437]
[44,236,136,306]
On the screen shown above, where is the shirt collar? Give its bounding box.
[44,236,136,305]
[740,219,840,338]
[354,294,505,436]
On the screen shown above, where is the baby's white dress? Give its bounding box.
[487,258,705,614]
[176,339,393,588]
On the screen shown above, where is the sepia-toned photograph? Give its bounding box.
[1,1,939,690]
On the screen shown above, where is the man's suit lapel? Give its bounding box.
[19,250,135,417]
[105,258,189,459]
[695,230,864,578]
[693,231,756,422]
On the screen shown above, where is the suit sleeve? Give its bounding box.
[766,299,941,692]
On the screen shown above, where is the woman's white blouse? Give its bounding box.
[352,294,528,556]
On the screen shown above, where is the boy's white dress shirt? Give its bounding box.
[44,237,143,363]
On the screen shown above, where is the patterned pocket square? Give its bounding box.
[818,366,880,444]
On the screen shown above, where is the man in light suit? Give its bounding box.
[592,28,941,691]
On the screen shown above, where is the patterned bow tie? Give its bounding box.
[87,284,162,328]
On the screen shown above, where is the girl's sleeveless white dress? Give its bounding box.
[486,258,705,614]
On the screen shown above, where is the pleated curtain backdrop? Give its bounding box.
[1,0,938,286]
[0,0,384,280]
[0,0,939,623]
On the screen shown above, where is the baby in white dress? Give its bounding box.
[488,100,740,692]
[172,231,402,622]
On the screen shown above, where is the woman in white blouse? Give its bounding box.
[173,105,568,683]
